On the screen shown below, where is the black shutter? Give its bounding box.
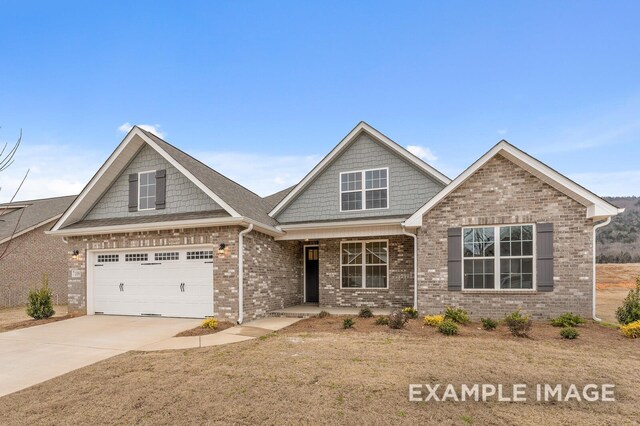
[536,223,554,292]
[448,227,462,291]
[128,173,138,212]
[155,169,166,209]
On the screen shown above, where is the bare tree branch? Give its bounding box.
[0,129,28,260]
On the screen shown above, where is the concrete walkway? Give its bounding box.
[269,304,393,318]
[138,317,301,351]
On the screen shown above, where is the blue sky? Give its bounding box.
[1,1,639,202]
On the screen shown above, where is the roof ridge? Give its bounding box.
[0,194,77,205]
[138,128,263,199]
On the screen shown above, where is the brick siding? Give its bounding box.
[318,235,414,308]
[0,221,69,308]
[242,232,303,320]
[417,154,594,319]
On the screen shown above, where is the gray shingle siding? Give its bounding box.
[276,134,445,223]
[85,145,221,220]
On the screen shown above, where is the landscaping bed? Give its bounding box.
[0,305,71,333]
[174,321,235,337]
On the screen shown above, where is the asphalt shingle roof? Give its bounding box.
[140,129,280,227]
[0,195,76,242]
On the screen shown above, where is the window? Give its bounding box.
[340,168,388,211]
[138,171,156,210]
[462,225,534,290]
[341,241,388,288]
[187,250,213,260]
[97,254,119,263]
[125,253,148,262]
[154,252,179,261]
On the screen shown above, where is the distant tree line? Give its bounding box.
[597,252,640,264]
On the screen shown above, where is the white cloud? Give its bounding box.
[117,122,165,138]
[195,151,322,196]
[569,171,640,197]
[0,143,103,203]
[406,145,438,162]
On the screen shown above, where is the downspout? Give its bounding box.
[402,224,419,311]
[592,217,611,322]
[237,224,254,324]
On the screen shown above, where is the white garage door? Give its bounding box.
[91,247,214,318]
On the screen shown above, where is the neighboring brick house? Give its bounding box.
[49,123,621,322]
[0,195,75,307]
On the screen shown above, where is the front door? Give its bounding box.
[305,246,319,303]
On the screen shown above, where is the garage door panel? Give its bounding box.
[92,247,214,318]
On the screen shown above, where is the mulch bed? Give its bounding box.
[282,314,630,343]
[174,321,235,337]
[0,314,76,332]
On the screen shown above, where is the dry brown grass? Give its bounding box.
[0,305,70,332]
[597,263,640,289]
[0,316,638,425]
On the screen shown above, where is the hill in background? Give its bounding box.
[597,196,640,263]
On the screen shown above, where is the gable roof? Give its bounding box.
[404,140,623,227]
[50,127,281,233]
[268,121,451,218]
[0,195,76,244]
[263,185,295,210]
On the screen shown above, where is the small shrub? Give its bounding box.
[616,277,640,325]
[550,312,586,328]
[358,307,374,318]
[423,314,445,327]
[619,320,640,338]
[343,317,355,329]
[375,316,389,326]
[26,274,55,320]
[481,317,498,331]
[560,326,580,339]
[444,306,469,324]
[317,310,331,318]
[201,317,218,329]
[388,310,408,329]
[402,307,419,319]
[504,310,532,338]
[437,320,459,336]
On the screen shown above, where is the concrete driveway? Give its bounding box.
[0,315,200,398]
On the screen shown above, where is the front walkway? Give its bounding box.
[138,317,301,351]
[269,304,393,318]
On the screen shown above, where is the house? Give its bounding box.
[48,122,622,321]
[0,195,76,307]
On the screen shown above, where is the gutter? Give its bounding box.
[592,217,611,322]
[237,224,254,324]
[401,224,419,311]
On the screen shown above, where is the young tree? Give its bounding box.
[0,130,30,260]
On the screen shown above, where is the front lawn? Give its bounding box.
[0,315,638,424]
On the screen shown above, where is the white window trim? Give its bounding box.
[461,224,537,292]
[340,239,389,289]
[138,170,157,211]
[339,167,390,212]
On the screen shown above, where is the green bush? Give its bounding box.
[616,277,640,325]
[375,316,389,326]
[317,310,331,318]
[26,274,55,320]
[343,317,355,329]
[358,307,374,318]
[444,306,469,324]
[550,312,586,327]
[504,310,532,338]
[481,317,498,331]
[560,326,580,339]
[387,310,408,329]
[437,320,459,336]
[401,307,419,319]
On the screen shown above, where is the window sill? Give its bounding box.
[461,289,538,295]
[340,287,389,291]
